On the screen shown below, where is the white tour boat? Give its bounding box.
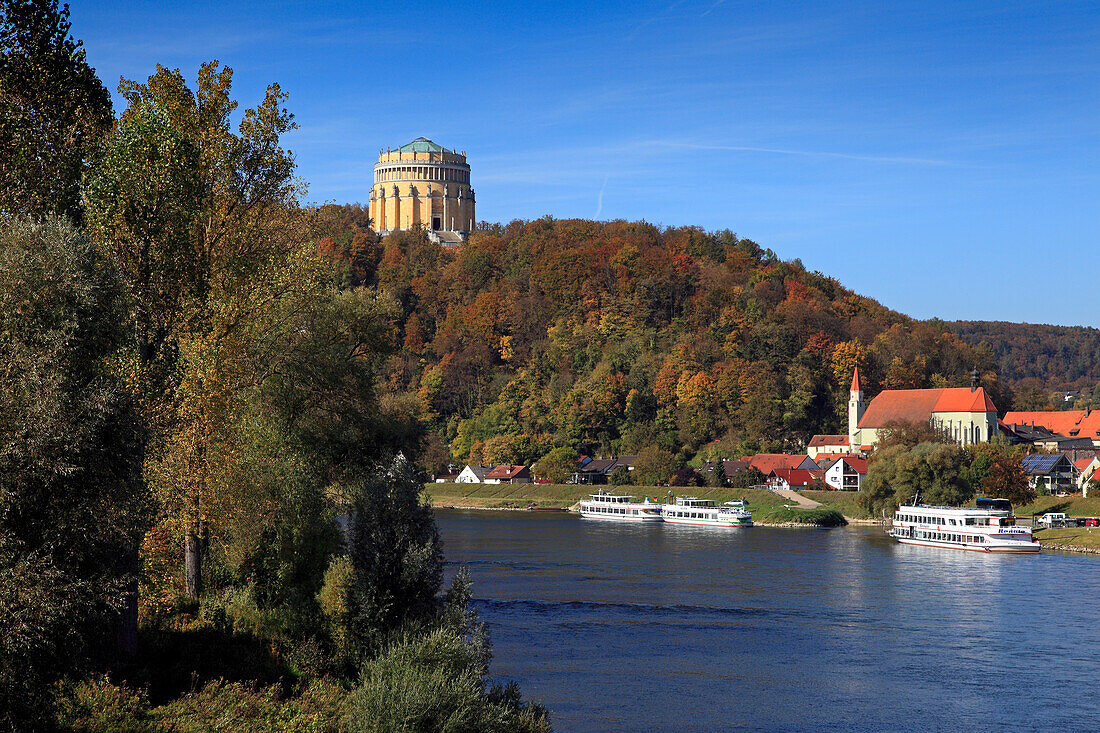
[889,497,1040,553]
[660,496,753,527]
[579,492,663,522]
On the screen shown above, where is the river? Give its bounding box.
[437,509,1100,732]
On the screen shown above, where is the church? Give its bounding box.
[847,367,1000,451]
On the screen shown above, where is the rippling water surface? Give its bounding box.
[436,509,1100,732]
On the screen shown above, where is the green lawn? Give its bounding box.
[799,490,874,519]
[755,507,848,526]
[1034,526,1100,552]
[423,483,789,513]
[1009,494,1100,518]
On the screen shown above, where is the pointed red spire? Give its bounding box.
[850,366,862,392]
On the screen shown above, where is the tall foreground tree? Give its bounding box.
[0,0,112,221]
[0,217,151,728]
[84,62,307,598]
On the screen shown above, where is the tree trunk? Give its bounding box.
[184,522,203,598]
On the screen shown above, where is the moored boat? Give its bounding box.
[888,497,1040,553]
[579,492,663,522]
[660,496,753,527]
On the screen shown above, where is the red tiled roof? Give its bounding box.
[932,388,998,413]
[858,387,997,428]
[1075,458,1094,471]
[851,367,862,392]
[843,456,868,474]
[769,468,823,487]
[808,434,849,448]
[1002,410,1100,440]
[748,454,807,475]
[485,464,529,480]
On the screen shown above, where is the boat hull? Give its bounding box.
[893,536,1040,553]
[661,517,752,528]
[579,511,663,522]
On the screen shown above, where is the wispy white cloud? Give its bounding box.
[644,140,954,166]
[626,0,689,41]
[596,175,609,218]
[701,0,727,17]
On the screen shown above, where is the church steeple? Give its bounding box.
[848,367,865,449]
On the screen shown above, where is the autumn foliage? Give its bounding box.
[318,215,1006,466]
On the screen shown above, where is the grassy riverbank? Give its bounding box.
[424,483,784,511]
[1010,495,1100,517]
[799,490,875,520]
[1034,527,1100,553]
[423,484,846,526]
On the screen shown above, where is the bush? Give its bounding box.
[758,508,847,527]
[55,676,151,732]
[347,626,549,733]
[670,467,701,487]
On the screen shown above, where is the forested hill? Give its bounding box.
[317,210,1006,470]
[947,320,1100,387]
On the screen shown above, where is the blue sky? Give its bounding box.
[70,1,1100,327]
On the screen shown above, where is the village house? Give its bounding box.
[455,464,494,484]
[1001,407,1100,449]
[572,455,639,484]
[1000,421,1095,451]
[767,468,824,490]
[484,464,531,484]
[1021,454,1076,494]
[574,458,616,484]
[806,434,850,460]
[820,456,867,491]
[1075,457,1100,494]
[747,453,818,475]
[847,367,999,450]
[700,459,751,481]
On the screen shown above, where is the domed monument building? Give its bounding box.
[368,137,474,244]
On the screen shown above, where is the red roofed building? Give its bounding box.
[484,464,531,484]
[767,468,824,490]
[1001,408,1100,449]
[1076,456,1100,494]
[748,453,818,475]
[820,456,867,491]
[807,434,850,460]
[847,369,999,450]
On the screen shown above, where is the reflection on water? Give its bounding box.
[437,509,1100,733]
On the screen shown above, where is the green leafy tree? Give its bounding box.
[0,0,112,221]
[532,446,579,484]
[84,61,306,599]
[0,216,151,728]
[968,444,1035,506]
[729,467,766,489]
[861,442,972,516]
[705,461,727,487]
[633,446,675,486]
[608,465,631,486]
[347,455,443,656]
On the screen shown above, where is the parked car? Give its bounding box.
[1037,513,1074,528]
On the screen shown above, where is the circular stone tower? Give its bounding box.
[368,137,474,242]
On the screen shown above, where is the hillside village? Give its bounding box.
[439,367,1100,497]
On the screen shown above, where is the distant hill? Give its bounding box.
[946,321,1100,387]
[316,210,1007,469]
